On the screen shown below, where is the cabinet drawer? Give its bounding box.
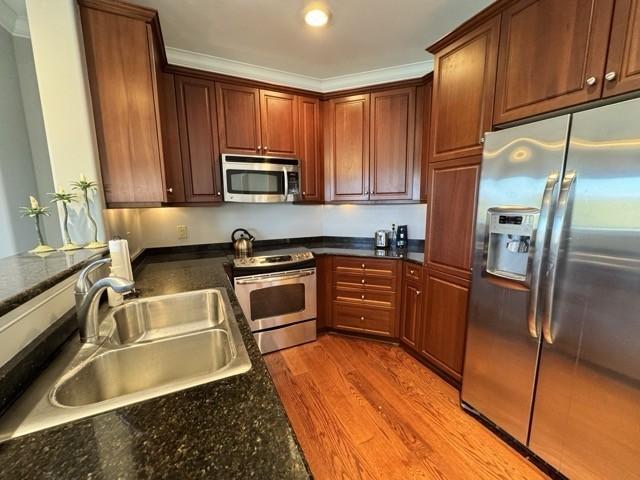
[334,289,396,308]
[405,263,423,283]
[334,272,397,292]
[332,303,394,337]
[333,256,399,277]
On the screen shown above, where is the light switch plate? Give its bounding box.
[176,225,188,240]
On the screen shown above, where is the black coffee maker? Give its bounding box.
[396,225,408,248]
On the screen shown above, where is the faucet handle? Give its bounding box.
[75,258,112,294]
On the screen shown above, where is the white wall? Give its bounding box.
[26,0,106,245]
[107,203,427,250]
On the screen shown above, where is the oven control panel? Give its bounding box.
[234,251,314,268]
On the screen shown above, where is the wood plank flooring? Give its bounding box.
[264,334,547,480]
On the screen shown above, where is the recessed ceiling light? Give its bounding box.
[304,7,330,27]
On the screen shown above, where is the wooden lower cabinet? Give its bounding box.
[400,263,424,350]
[331,256,400,337]
[419,269,470,383]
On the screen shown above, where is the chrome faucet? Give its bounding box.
[75,258,135,343]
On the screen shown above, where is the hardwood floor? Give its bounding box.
[264,334,547,480]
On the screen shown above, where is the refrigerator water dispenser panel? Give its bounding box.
[485,207,539,282]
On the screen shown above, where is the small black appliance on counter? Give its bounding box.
[396,225,408,248]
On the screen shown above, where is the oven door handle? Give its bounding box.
[235,270,314,285]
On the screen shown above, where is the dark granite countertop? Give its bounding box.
[0,248,107,318]
[0,252,311,480]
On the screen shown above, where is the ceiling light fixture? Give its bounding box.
[304,6,330,27]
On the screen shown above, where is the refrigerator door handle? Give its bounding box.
[527,171,560,338]
[542,170,577,344]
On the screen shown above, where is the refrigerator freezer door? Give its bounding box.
[530,99,640,479]
[461,115,570,444]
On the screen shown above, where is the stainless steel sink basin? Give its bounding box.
[53,330,234,407]
[0,288,251,442]
[107,290,225,345]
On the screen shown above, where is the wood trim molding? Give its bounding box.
[426,0,516,53]
[167,46,433,94]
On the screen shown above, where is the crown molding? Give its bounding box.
[0,0,28,38]
[166,47,433,93]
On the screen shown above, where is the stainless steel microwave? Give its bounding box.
[222,154,301,203]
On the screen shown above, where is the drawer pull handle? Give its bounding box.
[361,294,365,299]
[361,263,365,268]
[361,279,365,284]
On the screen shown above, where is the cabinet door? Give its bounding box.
[216,83,261,155]
[316,255,332,329]
[369,87,415,200]
[401,276,424,350]
[430,16,500,162]
[158,72,185,203]
[175,75,222,202]
[298,96,323,201]
[603,0,640,97]
[79,6,166,205]
[419,80,433,201]
[494,0,615,124]
[420,271,470,383]
[426,157,480,278]
[259,90,298,157]
[326,94,370,201]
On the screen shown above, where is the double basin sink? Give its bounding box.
[0,288,251,441]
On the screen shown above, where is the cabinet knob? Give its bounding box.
[257,145,262,150]
[361,263,365,268]
[361,279,365,284]
[302,191,306,196]
[365,191,369,195]
[360,316,365,321]
[605,71,617,82]
[479,136,485,144]
[361,294,365,299]
[264,146,268,152]
[167,187,173,193]
[586,76,597,86]
[416,290,421,296]
[410,269,415,275]
[217,192,221,196]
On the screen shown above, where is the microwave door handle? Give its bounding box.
[235,270,314,285]
[527,171,560,338]
[542,170,576,344]
[282,167,289,201]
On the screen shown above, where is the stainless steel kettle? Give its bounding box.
[231,228,255,256]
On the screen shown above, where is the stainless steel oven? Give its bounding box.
[233,249,316,354]
[222,154,300,203]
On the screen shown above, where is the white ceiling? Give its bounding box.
[136,0,493,91]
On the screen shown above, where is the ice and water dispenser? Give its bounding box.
[485,207,539,283]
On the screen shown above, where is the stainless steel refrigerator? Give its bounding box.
[462,98,640,479]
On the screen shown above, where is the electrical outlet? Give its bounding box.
[176,225,188,240]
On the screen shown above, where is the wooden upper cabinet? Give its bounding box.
[603,0,640,97]
[175,75,222,202]
[420,270,470,382]
[326,94,370,201]
[158,72,185,203]
[260,90,298,157]
[430,16,500,162]
[79,2,166,205]
[298,96,323,202]
[427,156,480,278]
[494,0,615,124]
[419,80,433,201]
[216,83,262,155]
[369,87,416,200]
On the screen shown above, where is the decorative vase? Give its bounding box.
[72,174,107,249]
[21,196,55,254]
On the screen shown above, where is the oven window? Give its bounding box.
[226,170,284,195]
[250,284,305,321]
